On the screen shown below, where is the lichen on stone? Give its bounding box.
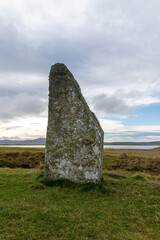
[45,63,104,183]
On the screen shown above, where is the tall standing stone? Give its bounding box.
[45,63,104,183]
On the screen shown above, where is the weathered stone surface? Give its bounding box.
[45,63,104,183]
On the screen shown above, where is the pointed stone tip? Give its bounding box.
[51,63,67,70]
[50,63,72,77]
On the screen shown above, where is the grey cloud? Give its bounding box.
[0,78,48,98]
[92,94,133,115]
[104,131,160,142]
[1,0,160,91]
[0,0,160,124]
[3,126,23,130]
[0,1,155,71]
[0,93,47,119]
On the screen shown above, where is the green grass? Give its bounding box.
[0,147,44,152]
[0,168,160,239]
[0,147,160,239]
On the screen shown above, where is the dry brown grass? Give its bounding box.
[0,147,160,175]
[0,149,44,168]
[103,148,160,175]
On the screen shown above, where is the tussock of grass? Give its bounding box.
[105,154,160,175]
[0,150,44,168]
[130,174,147,181]
[103,149,160,175]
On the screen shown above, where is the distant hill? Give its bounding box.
[0,138,46,145]
[0,138,160,146]
[104,141,160,146]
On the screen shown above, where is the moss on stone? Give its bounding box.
[45,63,104,183]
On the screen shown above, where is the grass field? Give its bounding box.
[0,147,160,240]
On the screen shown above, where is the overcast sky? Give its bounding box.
[0,0,160,142]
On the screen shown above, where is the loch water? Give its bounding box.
[0,144,159,149]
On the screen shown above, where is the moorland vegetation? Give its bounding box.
[0,147,160,240]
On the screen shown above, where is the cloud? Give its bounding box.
[0,72,48,97]
[99,118,160,141]
[92,94,133,115]
[104,132,160,142]
[1,0,160,97]
[0,93,47,119]
[0,0,160,140]
[0,116,47,140]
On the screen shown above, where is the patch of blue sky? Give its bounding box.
[109,103,160,126]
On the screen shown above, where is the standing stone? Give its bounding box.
[45,63,104,183]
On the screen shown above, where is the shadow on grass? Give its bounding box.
[32,172,108,194]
